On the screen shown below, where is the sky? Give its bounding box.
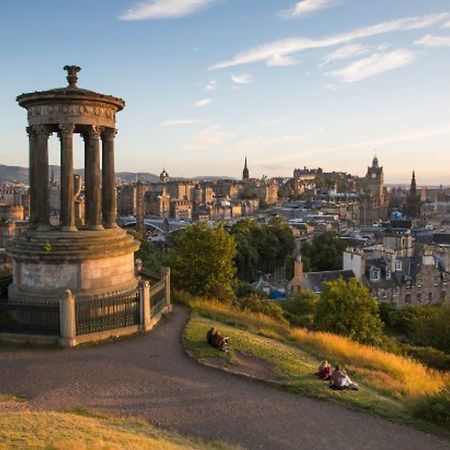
[1,0,450,184]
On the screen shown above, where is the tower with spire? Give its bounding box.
[242,157,249,181]
[406,170,420,218]
[360,154,388,224]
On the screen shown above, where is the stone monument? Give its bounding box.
[7,66,139,305]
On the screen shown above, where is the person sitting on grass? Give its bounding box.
[206,327,230,352]
[206,327,217,345]
[317,360,332,380]
[330,365,359,390]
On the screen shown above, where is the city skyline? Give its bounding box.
[1,0,450,183]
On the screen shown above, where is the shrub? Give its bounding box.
[315,277,383,345]
[236,293,285,322]
[412,384,450,427]
[280,291,319,328]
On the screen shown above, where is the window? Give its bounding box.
[428,292,433,303]
[381,289,388,299]
[386,268,391,280]
[396,260,402,271]
[417,292,422,303]
[416,276,422,287]
[405,293,411,304]
[434,276,439,287]
[370,267,380,282]
[392,287,399,298]
[405,280,411,289]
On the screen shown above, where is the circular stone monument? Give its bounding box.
[7,66,139,304]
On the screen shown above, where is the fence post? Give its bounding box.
[59,289,76,347]
[161,267,171,309]
[140,280,151,331]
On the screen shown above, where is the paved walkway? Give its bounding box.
[0,306,448,450]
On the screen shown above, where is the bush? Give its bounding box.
[280,291,319,328]
[412,385,450,427]
[387,305,450,354]
[235,293,285,322]
[403,345,450,372]
[315,278,384,345]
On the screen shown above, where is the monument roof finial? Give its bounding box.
[63,65,81,87]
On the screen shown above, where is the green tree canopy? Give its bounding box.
[230,218,294,281]
[301,231,346,272]
[315,277,383,345]
[280,290,320,328]
[169,223,236,299]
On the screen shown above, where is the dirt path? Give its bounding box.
[0,305,448,450]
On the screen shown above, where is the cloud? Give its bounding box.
[414,34,450,47]
[120,0,217,20]
[442,20,450,29]
[210,12,449,69]
[193,98,212,107]
[320,43,368,67]
[279,0,336,19]
[267,54,299,67]
[327,49,416,83]
[161,118,204,127]
[205,80,218,91]
[186,126,234,149]
[231,74,253,85]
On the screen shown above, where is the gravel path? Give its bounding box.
[0,305,448,450]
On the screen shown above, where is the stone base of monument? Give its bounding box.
[6,227,139,305]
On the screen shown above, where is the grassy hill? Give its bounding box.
[0,407,236,450]
[180,294,450,435]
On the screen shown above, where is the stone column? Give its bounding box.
[83,126,103,230]
[59,289,76,347]
[34,125,51,230]
[101,128,117,228]
[26,126,38,227]
[139,280,151,330]
[161,267,171,308]
[58,124,76,231]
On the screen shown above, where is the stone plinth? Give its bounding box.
[6,227,139,304]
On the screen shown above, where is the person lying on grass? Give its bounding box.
[329,365,359,390]
[317,360,332,380]
[206,327,230,352]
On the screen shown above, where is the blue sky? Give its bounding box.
[1,0,450,184]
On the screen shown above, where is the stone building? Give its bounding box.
[344,247,449,308]
[117,184,136,216]
[360,156,388,225]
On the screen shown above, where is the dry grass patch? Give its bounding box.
[0,411,237,450]
[289,328,449,398]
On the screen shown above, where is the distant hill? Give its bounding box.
[0,165,29,183]
[0,165,160,184]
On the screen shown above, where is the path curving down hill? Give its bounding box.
[0,305,449,450]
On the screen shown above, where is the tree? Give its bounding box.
[302,232,346,272]
[169,223,236,300]
[127,230,162,271]
[280,290,319,328]
[315,277,383,345]
[230,218,295,281]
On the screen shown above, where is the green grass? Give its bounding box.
[181,297,450,438]
[185,315,408,421]
[0,409,239,450]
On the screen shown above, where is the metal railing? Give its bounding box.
[0,298,60,335]
[75,290,140,336]
[150,279,166,317]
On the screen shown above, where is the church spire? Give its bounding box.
[410,170,417,196]
[242,156,249,181]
